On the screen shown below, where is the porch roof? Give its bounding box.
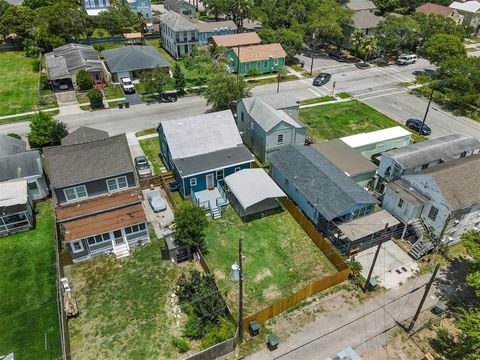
[0,179,28,214]
[62,203,146,242]
[337,209,400,241]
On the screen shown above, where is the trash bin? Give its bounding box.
[300,61,305,68]
[432,302,448,315]
[267,335,279,351]
[366,278,377,292]
[125,101,130,108]
[249,321,260,337]
[118,102,123,109]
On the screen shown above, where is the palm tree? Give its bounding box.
[349,259,363,280]
[230,0,252,30]
[350,29,365,60]
[361,35,378,63]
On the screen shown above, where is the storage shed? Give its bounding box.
[0,180,34,236]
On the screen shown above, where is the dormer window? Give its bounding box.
[64,185,88,202]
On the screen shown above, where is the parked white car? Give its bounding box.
[147,190,167,212]
[396,54,418,65]
[120,77,135,93]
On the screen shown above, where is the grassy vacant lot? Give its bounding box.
[300,100,423,142]
[0,200,61,359]
[139,137,165,175]
[205,208,337,316]
[65,239,200,360]
[0,52,38,116]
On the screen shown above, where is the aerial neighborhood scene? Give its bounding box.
[3,0,480,359]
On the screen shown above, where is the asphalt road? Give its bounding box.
[2,56,480,140]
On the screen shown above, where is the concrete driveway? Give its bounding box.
[124,91,143,106]
[142,187,174,238]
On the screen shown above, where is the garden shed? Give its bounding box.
[0,179,34,236]
[224,168,286,220]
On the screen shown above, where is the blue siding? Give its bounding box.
[198,29,236,45]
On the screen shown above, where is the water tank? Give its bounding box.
[231,263,240,282]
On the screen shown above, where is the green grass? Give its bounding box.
[300,100,420,142]
[0,52,39,116]
[0,200,62,359]
[64,239,197,360]
[139,137,165,175]
[0,109,59,124]
[103,84,125,99]
[337,92,352,99]
[300,96,335,105]
[135,128,157,137]
[246,74,298,87]
[204,207,337,316]
[76,90,90,104]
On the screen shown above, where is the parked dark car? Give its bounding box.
[161,90,177,102]
[354,62,372,69]
[328,52,347,62]
[406,118,432,136]
[313,73,331,86]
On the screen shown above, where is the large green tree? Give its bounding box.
[205,72,251,111]
[0,5,34,39]
[258,28,303,63]
[174,202,209,252]
[140,66,172,98]
[173,63,186,95]
[413,12,465,43]
[28,112,68,148]
[422,34,466,66]
[204,0,229,20]
[375,14,420,57]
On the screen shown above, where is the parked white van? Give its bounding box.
[396,54,418,65]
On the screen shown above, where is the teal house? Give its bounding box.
[227,43,287,75]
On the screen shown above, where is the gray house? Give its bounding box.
[236,94,306,163]
[0,135,48,201]
[269,145,377,235]
[0,180,34,236]
[44,128,150,262]
[377,134,480,184]
[383,155,480,245]
[164,0,196,17]
[160,10,199,58]
[102,45,170,82]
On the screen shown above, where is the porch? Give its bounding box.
[192,185,228,219]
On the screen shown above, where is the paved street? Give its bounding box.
[247,273,438,360]
[2,56,480,140]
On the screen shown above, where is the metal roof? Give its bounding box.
[196,20,237,32]
[340,126,412,149]
[270,145,377,221]
[164,0,194,12]
[0,150,43,182]
[102,45,170,73]
[159,110,243,159]
[382,134,480,169]
[337,210,400,241]
[242,92,302,111]
[311,140,377,177]
[0,133,26,156]
[225,168,286,210]
[0,179,28,208]
[450,1,480,13]
[61,126,109,146]
[160,10,198,32]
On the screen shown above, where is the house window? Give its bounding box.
[421,164,429,170]
[106,176,128,192]
[460,151,467,158]
[428,206,439,222]
[64,185,88,202]
[398,199,404,208]
[28,181,39,191]
[263,60,268,68]
[71,241,84,253]
[234,167,241,172]
[216,169,224,180]
[241,112,244,122]
[190,178,197,187]
[86,232,111,245]
[277,134,284,144]
[124,223,146,235]
[256,62,260,70]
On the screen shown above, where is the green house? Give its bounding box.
[227,43,287,76]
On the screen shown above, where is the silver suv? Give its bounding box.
[396,54,418,65]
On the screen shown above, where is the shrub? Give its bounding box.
[31,57,41,72]
[7,133,22,140]
[87,88,104,109]
[171,336,189,353]
[77,69,93,90]
[201,317,236,349]
[28,112,68,148]
[40,73,50,90]
[24,38,40,58]
[93,44,106,52]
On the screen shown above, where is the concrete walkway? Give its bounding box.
[299,97,354,109]
[137,133,158,141]
[0,107,59,121]
[126,131,167,175]
[286,66,305,79]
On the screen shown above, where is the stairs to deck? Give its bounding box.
[112,239,131,259]
[211,207,221,220]
[408,219,434,259]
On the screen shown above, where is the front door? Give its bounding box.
[206,174,214,190]
[113,229,124,245]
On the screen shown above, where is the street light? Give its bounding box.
[310,32,316,76]
[271,65,280,94]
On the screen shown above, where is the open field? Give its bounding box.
[300,100,424,142]
[139,137,165,175]
[0,200,61,359]
[204,207,337,316]
[64,239,202,360]
[0,52,39,116]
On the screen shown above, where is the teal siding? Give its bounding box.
[227,49,285,75]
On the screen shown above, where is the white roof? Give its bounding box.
[160,110,243,159]
[224,169,286,209]
[0,179,28,207]
[86,8,108,16]
[450,1,480,13]
[340,126,412,149]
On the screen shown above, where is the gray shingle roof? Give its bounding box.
[244,92,301,110]
[383,134,480,169]
[102,45,170,73]
[351,11,383,29]
[61,126,109,146]
[174,145,253,177]
[43,134,135,188]
[0,150,43,182]
[164,0,194,12]
[270,145,377,221]
[196,20,237,32]
[46,43,103,80]
[0,134,26,156]
[160,10,198,32]
[346,0,377,11]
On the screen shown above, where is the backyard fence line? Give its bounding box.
[0,42,23,51]
[184,328,238,360]
[74,36,124,45]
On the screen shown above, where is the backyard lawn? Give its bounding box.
[64,239,201,360]
[0,52,39,116]
[300,100,424,142]
[139,137,165,175]
[0,200,61,359]
[204,207,337,316]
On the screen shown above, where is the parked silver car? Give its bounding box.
[134,156,152,178]
[147,191,167,212]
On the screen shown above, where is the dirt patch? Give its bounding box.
[255,268,272,283]
[263,284,281,301]
[214,269,226,281]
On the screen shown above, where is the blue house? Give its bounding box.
[127,0,152,20]
[269,145,377,235]
[157,110,254,218]
[82,0,110,16]
[82,0,152,19]
[197,20,237,45]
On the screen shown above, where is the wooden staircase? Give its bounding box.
[112,238,131,259]
[408,219,434,259]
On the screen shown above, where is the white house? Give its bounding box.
[449,1,480,31]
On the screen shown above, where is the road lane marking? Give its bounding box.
[359,90,407,101]
[354,87,401,97]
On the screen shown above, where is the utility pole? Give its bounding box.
[310,33,315,76]
[238,237,244,343]
[276,71,280,94]
[408,264,440,334]
[363,223,389,293]
[419,87,434,136]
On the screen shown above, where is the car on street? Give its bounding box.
[313,73,331,86]
[120,77,135,93]
[406,118,432,136]
[134,156,152,178]
[328,52,347,62]
[396,54,418,65]
[354,62,371,69]
[147,190,167,212]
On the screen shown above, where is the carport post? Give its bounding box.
[238,237,244,343]
[401,223,408,240]
[363,223,389,293]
